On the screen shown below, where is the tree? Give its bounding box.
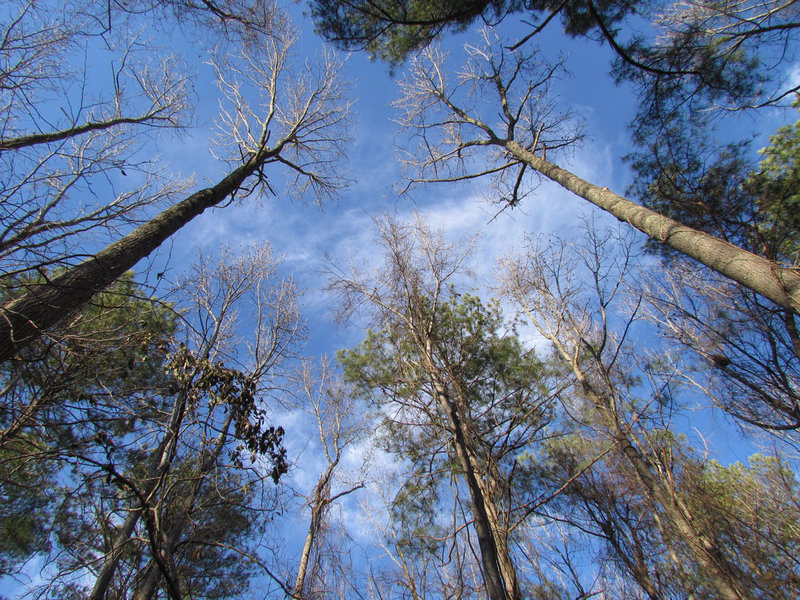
[309,0,639,66]
[498,225,770,600]
[390,30,800,314]
[528,420,800,599]
[0,3,351,361]
[287,358,367,600]
[83,245,300,600]
[1,245,301,600]
[0,273,178,585]
[334,216,562,600]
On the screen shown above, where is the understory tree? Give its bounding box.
[0,245,301,599]
[286,357,368,600]
[500,224,800,599]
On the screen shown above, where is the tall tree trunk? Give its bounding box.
[0,150,275,362]
[504,141,800,315]
[131,409,236,600]
[468,447,521,600]
[570,367,752,600]
[89,389,189,600]
[293,463,336,599]
[430,375,510,600]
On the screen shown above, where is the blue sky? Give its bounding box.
[139,0,785,506]
[155,3,637,349]
[5,1,795,594]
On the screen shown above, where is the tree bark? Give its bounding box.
[570,367,752,600]
[504,141,800,315]
[0,150,274,362]
[430,375,511,600]
[469,449,521,600]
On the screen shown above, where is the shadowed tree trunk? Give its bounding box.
[0,29,349,362]
[0,155,269,362]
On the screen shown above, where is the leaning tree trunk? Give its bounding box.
[467,441,521,600]
[504,141,800,315]
[571,368,752,600]
[0,150,276,362]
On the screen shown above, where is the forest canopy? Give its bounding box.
[0,1,798,599]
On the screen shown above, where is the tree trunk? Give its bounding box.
[131,409,236,600]
[293,464,335,599]
[0,151,274,362]
[572,369,752,600]
[430,376,511,600]
[89,390,189,600]
[505,141,800,315]
[469,451,521,600]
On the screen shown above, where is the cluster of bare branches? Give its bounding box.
[0,1,352,361]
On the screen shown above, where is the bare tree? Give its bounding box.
[498,225,768,600]
[287,357,367,600]
[0,1,193,282]
[333,216,564,600]
[642,261,800,436]
[40,244,305,600]
[393,28,800,314]
[0,10,350,361]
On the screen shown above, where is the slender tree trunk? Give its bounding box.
[293,464,335,599]
[89,390,189,600]
[430,375,510,600]
[504,141,800,315]
[469,450,521,600]
[131,409,236,600]
[0,150,274,362]
[571,369,752,600]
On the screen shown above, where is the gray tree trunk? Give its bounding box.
[430,374,512,600]
[89,388,190,600]
[505,141,800,315]
[293,463,336,599]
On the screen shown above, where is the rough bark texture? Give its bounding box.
[505,141,800,315]
[0,153,270,362]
